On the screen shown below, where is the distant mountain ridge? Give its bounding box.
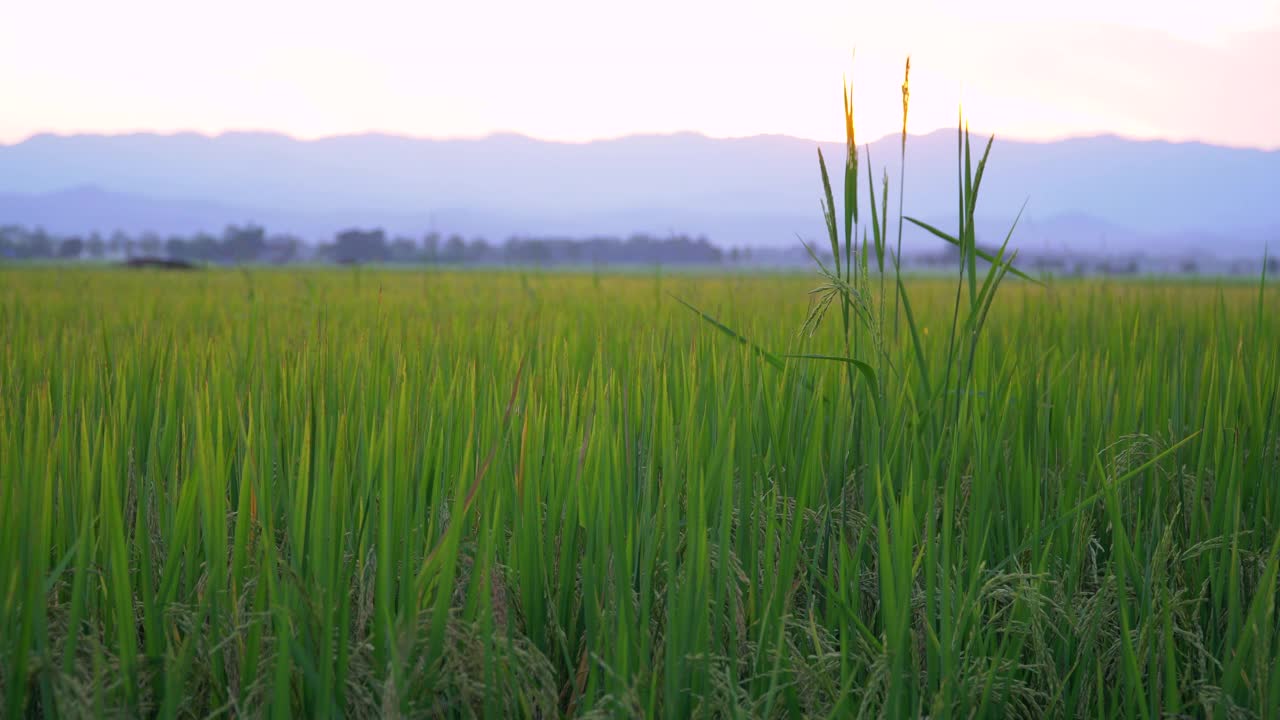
[2,130,1277,256]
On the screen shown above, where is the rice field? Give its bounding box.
[1,262,1277,718]
[4,69,1280,718]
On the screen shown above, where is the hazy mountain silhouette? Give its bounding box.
[1,130,1276,256]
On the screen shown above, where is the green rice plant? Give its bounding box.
[670,59,1278,719]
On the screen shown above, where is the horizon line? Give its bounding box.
[4,126,1277,153]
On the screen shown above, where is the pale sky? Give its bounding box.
[2,0,1277,148]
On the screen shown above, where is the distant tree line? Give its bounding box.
[302,229,724,265]
[0,224,728,266]
[6,223,1278,277]
[0,224,301,264]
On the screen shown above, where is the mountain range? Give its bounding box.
[1,129,1276,257]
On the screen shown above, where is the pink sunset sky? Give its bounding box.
[1,0,1277,149]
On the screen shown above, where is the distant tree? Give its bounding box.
[109,231,128,257]
[332,228,388,264]
[0,226,15,260]
[468,237,490,263]
[522,239,552,265]
[57,236,85,259]
[443,234,467,263]
[86,232,105,259]
[189,232,219,261]
[28,228,54,258]
[139,232,162,256]
[223,224,267,263]
[423,232,440,263]
[390,236,418,263]
[165,235,190,260]
[267,234,301,264]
